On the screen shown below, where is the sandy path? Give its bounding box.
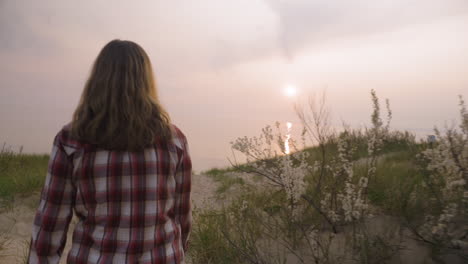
[0,173,217,264]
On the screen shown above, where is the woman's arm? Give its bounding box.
[28,132,75,264]
[174,135,192,251]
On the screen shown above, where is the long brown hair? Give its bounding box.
[71,39,172,150]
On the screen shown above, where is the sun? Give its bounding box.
[283,84,297,97]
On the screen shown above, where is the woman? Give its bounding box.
[28,39,192,264]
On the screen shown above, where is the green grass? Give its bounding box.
[0,152,49,203]
[189,209,242,264]
[205,168,245,195]
[364,151,425,215]
[204,167,236,177]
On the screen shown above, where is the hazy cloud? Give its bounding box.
[2,0,468,69]
[266,0,468,60]
[0,2,61,55]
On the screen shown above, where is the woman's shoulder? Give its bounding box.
[170,124,186,139]
[170,124,188,150]
[53,122,87,156]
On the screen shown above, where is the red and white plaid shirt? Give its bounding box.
[28,124,192,264]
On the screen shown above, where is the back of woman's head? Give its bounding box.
[71,39,172,151]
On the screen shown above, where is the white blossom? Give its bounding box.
[418,96,468,249]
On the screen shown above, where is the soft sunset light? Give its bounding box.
[283,85,297,97]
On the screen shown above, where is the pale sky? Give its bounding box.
[1,0,468,171]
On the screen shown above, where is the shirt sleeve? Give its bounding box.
[28,133,75,264]
[174,135,192,251]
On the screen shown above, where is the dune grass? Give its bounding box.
[0,149,48,205]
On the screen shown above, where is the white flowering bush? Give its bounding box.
[224,91,400,263]
[322,132,369,223]
[191,91,466,264]
[319,131,367,226]
[231,123,311,211]
[318,90,389,229]
[413,96,468,257]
